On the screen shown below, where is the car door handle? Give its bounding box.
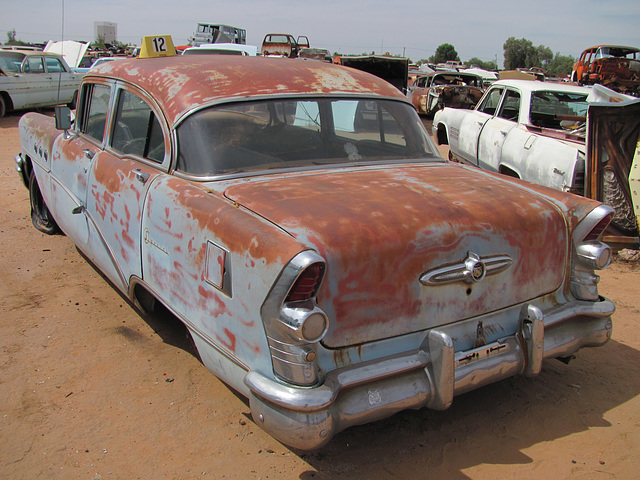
[83,149,95,159]
[134,169,150,184]
[500,130,508,136]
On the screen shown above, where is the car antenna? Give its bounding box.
[55,0,65,105]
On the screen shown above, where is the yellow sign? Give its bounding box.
[138,35,177,58]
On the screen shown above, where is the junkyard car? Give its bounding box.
[182,43,258,56]
[73,56,126,73]
[0,49,82,117]
[260,33,300,57]
[298,47,332,62]
[407,71,484,117]
[572,45,640,97]
[432,79,640,242]
[16,51,616,450]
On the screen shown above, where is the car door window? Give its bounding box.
[477,88,503,116]
[497,89,520,122]
[25,56,45,73]
[111,89,166,163]
[77,84,112,142]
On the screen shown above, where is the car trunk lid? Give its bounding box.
[224,164,569,348]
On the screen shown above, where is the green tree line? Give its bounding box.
[417,37,576,77]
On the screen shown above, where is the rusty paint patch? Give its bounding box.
[221,164,597,348]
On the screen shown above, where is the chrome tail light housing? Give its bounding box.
[261,251,328,386]
[571,205,614,300]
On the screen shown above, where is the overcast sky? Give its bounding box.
[2,0,639,67]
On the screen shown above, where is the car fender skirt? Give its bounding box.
[244,298,614,450]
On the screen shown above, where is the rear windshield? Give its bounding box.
[176,97,440,176]
[265,35,292,44]
[529,91,589,130]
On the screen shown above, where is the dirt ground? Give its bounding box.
[1,110,639,480]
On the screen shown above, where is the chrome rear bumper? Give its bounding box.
[245,298,614,450]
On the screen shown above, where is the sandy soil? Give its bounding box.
[1,110,639,480]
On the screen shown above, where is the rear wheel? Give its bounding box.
[0,95,7,118]
[29,169,60,235]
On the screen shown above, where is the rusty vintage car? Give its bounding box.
[15,45,615,450]
[260,33,306,58]
[572,45,640,97]
[407,71,485,117]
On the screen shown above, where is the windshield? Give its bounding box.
[529,91,589,130]
[183,48,243,56]
[0,52,25,73]
[595,47,640,60]
[433,74,482,88]
[176,98,440,176]
[265,35,292,44]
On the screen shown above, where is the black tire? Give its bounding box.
[0,95,6,118]
[29,169,60,235]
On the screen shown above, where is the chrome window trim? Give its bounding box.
[170,158,446,183]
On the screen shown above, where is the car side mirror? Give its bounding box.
[55,106,72,131]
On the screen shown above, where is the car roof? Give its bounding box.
[583,45,640,52]
[88,55,406,126]
[490,79,591,95]
[433,71,481,78]
[0,50,62,57]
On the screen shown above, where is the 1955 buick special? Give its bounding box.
[15,37,615,450]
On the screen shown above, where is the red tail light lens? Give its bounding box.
[286,263,325,302]
[584,212,613,241]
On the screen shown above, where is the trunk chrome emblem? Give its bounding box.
[419,252,513,286]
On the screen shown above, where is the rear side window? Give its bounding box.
[44,57,65,73]
[530,91,588,129]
